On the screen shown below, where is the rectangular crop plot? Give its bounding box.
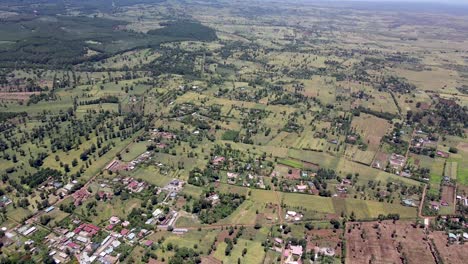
[444,161,458,179]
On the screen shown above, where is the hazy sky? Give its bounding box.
[342,0,468,4]
[324,0,468,6]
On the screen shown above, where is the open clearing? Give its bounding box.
[346,221,436,264]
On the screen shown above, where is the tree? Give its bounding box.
[64,164,70,173]
[448,147,458,154]
[330,219,340,229]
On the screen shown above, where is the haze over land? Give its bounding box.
[0,0,466,263]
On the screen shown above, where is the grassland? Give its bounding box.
[0,0,467,263]
[213,239,265,264]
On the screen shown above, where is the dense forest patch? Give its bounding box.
[0,16,216,68]
[147,21,217,42]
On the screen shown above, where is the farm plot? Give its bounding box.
[282,193,335,214]
[212,238,265,264]
[333,198,417,220]
[439,185,456,215]
[75,197,141,225]
[448,141,468,185]
[372,151,389,170]
[431,231,468,264]
[0,92,40,101]
[127,166,174,187]
[444,161,458,179]
[292,131,327,151]
[344,145,375,165]
[217,200,265,225]
[345,221,436,264]
[306,228,342,257]
[351,113,391,151]
[337,158,421,186]
[288,149,340,169]
[75,103,119,116]
[358,91,400,115]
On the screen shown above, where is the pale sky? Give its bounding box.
[340,0,468,4]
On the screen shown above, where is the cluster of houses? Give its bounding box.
[17,224,38,237]
[226,171,267,189]
[272,237,335,264]
[105,151,152,173]
[105,160,130,173]
[402,198,417,207]
[429,200,450,211]
[94,177,151,197]
[410,133,437,150]
[42,220,103,263]
[156,210,179,230]
[0,195,12,207]
[38,176,189,263]
[283,244,304,264]
[122,177,148,193]
[41,214,155,264]
[128,151,152,171]
[335,178,353,196]
[207,193,220,205]
[151,129,176,140]
[456,195,468,207]
[162,179,184,193]
[38,179,79,198]
[280,180,315,194]
[314,246,336,258]
[161,179,185,203]
[271,238,304,264]
[73,187,90,206]
[285,211,303,222]
[212,156,226,166]
[389,153,406,171]
[178,85,201,91]
[447,232,468,244]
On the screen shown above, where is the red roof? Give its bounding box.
[75,223,100,236]
[128,181,139,189]
[212,156,226,165]
[66,242,80,249]
[82,223,99,231]
[121,229,129,236]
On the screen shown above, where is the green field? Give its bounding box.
[282,193,416,220]
[277,158,303,168]
[0,0,466,263]
[332,198,417,219]
[213,239,265,264]
[129,166,174,187]
[444,162,458,179]
[282,193,335,214]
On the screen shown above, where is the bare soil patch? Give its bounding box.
[306,229,342,256]
[431,231,468,264]
[0,92,39,101]
[345,221,436,264]
[440,185,455,206]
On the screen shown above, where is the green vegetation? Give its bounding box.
[222,130,240,141]
[148,21,217,41]
[191,193,245,224]
[0,0,466,263]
